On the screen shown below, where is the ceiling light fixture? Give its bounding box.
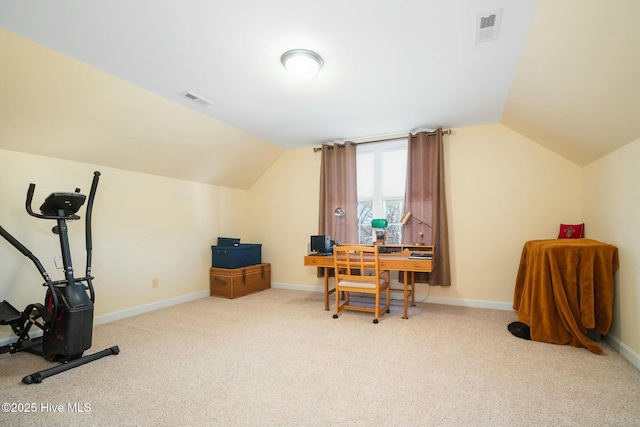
[280,49,323,81]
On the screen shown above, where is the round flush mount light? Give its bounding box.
[280,49,324,81]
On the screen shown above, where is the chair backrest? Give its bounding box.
[333,245,384,288]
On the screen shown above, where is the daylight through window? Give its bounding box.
[356,139,407,244]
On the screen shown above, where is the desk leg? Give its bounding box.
[411,271,416,307]
[403,271,409,319]
[324,267,330,311]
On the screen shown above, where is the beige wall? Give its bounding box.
[250,124,583,308]
[0,149,252,341]
[583,137,640,359]
[2,125,638,365]
[250,147,322,286]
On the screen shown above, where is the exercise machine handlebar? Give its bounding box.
[84,171,100,302]
[0,226,52,284]
[85,172,100,269]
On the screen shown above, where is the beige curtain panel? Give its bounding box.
[404,129,451,286]
[318,142,358,244]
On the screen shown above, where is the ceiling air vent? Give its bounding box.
[475,9,502,43]
[180,91,212,106]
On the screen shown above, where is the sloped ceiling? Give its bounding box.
[0,30,284,189]
[501,0,640,166]
[1,0,639,189]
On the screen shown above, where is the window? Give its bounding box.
[356,139,407,244]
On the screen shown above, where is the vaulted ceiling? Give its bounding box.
[502,0,640,166]
[1,1,638,188]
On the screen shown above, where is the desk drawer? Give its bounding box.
[304,255,334,267]
[379,259,409,270]
[406,260,433,270]
[306,257,322,266]
[379,259,433,271]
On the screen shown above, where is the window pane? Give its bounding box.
[382,148,407,198]
[384,198,404,244]
[358,201,373,244]
[356,140,407,244]
[356,152,374,199]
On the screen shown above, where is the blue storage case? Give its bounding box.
[217,237,240,246]
[211,244,262,269]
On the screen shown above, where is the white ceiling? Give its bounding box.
[1,0,639,187]
[0,0,537,148]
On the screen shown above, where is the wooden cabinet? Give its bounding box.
[209,263,271,299]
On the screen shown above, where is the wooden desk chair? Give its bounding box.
[332,245,391,324]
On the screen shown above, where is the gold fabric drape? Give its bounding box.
[318,142,358,245]
[403,129,451,286]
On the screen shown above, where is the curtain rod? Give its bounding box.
[313,128,451,152]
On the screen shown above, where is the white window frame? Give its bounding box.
[356,138,407,244]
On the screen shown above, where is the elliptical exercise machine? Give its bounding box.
[0,171,118,384]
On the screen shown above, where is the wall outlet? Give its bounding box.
[151,278,159,288]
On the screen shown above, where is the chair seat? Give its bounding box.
[337,279,377,289]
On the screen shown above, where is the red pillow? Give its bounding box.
[558,223,584,239]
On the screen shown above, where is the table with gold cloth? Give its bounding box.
[512,239,619,354]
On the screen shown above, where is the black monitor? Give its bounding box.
[310,235,332,254]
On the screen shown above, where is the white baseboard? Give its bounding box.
[0,330,43,347]
[414,295,513,311]
[0,290,210,348]
[93,290,210,326]
[270,282,514,311]
[605,334,640,371]
[271,282,325,293]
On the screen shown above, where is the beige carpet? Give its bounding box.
[1,288,639,427]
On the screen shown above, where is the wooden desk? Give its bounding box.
[304,245,435,319]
